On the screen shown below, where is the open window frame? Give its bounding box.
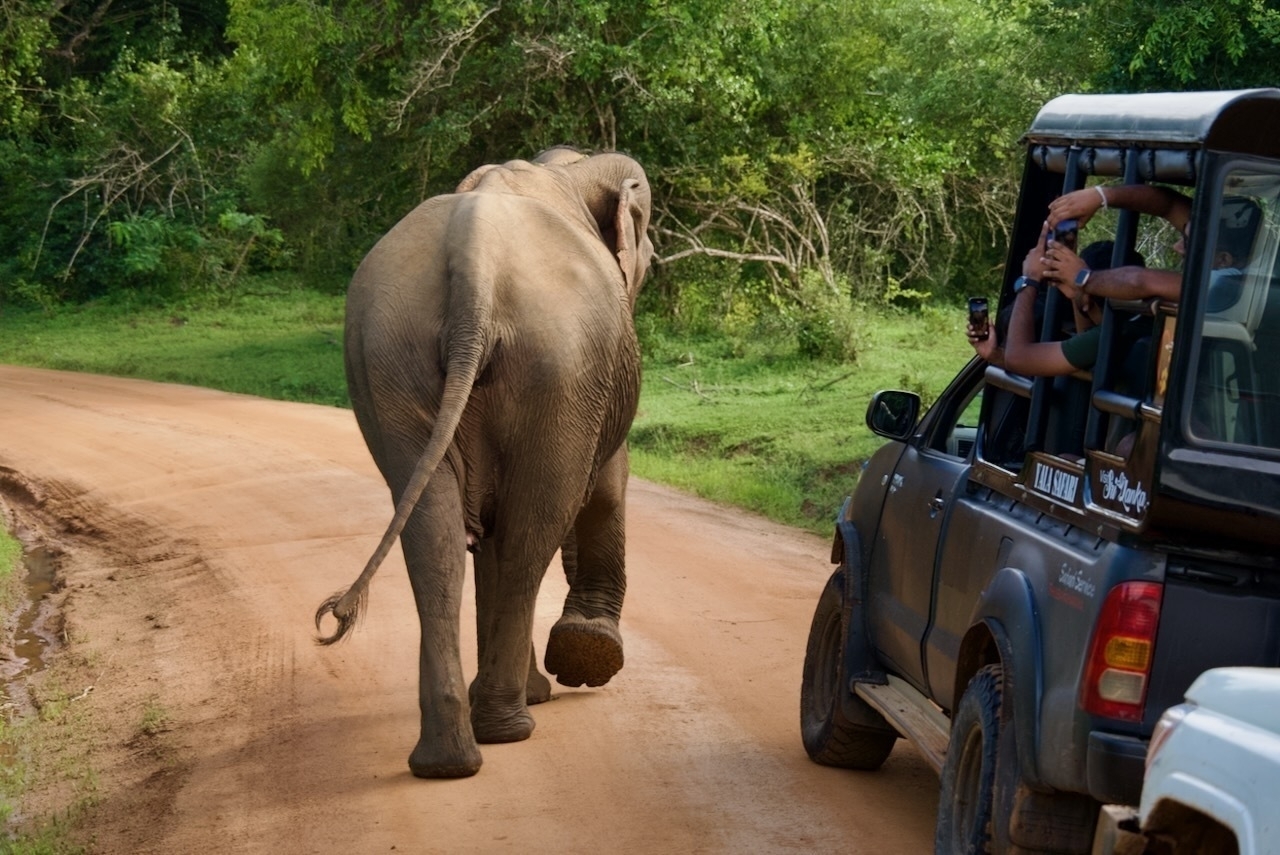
[969,90,1280,553]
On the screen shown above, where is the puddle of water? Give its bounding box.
[1,545,61,764]
[12,546,57,674]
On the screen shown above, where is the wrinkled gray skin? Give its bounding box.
[315,148,653,779]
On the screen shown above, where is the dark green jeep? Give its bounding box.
[799,89,1280,853]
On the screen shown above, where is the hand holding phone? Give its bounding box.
[1050,218,1078,252]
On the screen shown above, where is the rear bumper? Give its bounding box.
[1086,731,1147,805]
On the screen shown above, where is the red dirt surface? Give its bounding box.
[0,365,937,853]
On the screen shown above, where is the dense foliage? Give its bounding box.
[4,0,1280,335]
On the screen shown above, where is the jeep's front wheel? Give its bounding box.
[799,567,897,769]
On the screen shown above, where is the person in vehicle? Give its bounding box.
[1043,183,1193,306]
[967,233,1139,373]
[975,184,1188,375]
[1042,183,1256,353]
[970,183,1249,377]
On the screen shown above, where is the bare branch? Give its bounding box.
[34,135,188,277]
[49,0,116,62]
[391,7,499,131]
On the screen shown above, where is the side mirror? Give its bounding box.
[866,390,920,441]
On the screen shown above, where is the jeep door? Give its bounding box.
[866,361,983,689]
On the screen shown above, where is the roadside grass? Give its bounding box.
[0,277,974,535]
[0,530,21,614]
[634,303,972,531]
[2,662,99,855]
[0,278,347,407]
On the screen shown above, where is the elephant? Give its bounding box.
[315,147,654,779]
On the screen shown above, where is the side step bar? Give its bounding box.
[855,675,951,773]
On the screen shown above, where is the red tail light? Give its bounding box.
[1080,581,1163,722]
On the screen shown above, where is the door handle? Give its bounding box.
[929,493,946,514]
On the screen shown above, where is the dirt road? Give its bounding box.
[0,364,937,853]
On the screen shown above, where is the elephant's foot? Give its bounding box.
[526,667,553,705]
[471,669,552,708]
[408,736,483,779]
[470,686,536,744]
[545,613,624,688]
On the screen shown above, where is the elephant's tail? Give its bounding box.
[314,344,483,645]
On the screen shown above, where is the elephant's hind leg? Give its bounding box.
[399,472,483,778]
[547,448,628,688]
[472,645,551,707]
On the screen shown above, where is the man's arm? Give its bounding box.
[1046,184,1192,232]
[1003,285,1077,376]
[1084,266,1182,303]
[1043,237,1183,304]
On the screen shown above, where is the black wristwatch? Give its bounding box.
[1013,275,1040,294]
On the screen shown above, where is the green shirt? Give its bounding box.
[1060,325,1101,370]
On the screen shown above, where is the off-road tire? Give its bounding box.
[799,567,898,770]
[936,663,1003,854]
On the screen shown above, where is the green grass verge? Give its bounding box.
[633,304,972,532]
[0,529,96,853]
[0,530,21,614]
[0,280,347,407]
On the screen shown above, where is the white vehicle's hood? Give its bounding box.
[1185,667,1280,733]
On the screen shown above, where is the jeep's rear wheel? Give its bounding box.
[938,663,1100,854]
[799,567,897,769]
[936,663,1002,854]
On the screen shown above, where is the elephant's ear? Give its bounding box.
[455,164,498,193]
[614,177,653,301]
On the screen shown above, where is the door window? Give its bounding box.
[1189,169,1280,451]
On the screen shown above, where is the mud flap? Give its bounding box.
[835,510,890,728]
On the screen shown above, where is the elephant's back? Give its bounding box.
[345,188,633,391]
[349,191,617,303]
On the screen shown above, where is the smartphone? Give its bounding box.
[1051,218,1079,252]
[968,297,990,342]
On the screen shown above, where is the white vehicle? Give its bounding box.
[1094,667,1280,855]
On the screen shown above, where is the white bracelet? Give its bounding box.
[1095,185,1108,209]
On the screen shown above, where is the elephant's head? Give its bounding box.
[455,149,654,305]
[567,152,654,304]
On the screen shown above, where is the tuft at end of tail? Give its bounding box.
[314,588,367,645]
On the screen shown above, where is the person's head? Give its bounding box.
[1079,240,1145,271]
[1212,225,1254,270]
[1173,217,1254,269]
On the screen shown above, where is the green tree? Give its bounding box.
[1,0,1100,312]
[1082,0,1280,91]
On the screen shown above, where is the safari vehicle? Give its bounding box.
[799,89,1280,854]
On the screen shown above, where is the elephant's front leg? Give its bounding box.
[546,448,628,688]
[469,544,554,743]
[471,550,552,708]
[401,477,482,778]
